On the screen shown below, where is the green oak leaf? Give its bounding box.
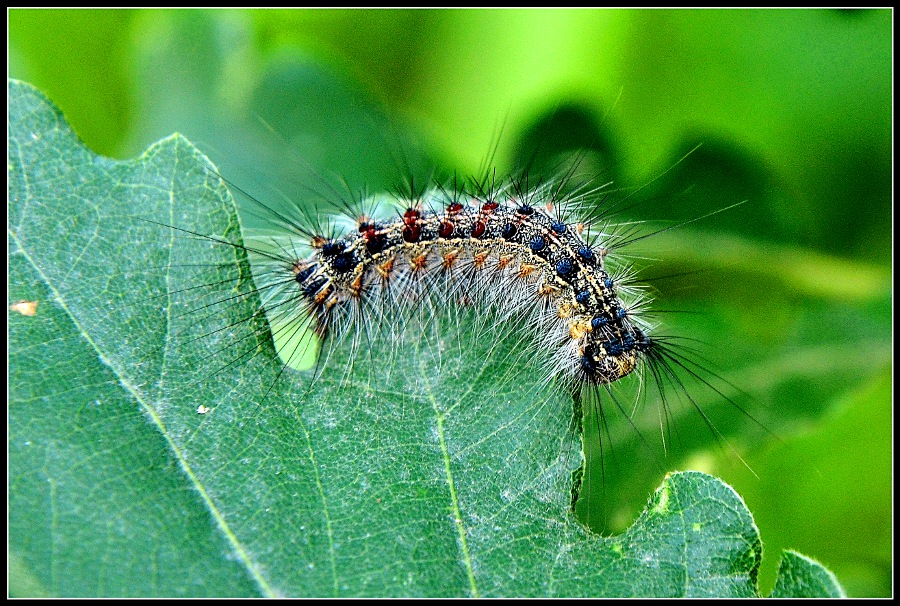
[8,79,844,598]
[770,551,846,598]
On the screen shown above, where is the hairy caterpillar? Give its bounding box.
[158,147,752,536]
[244,176,653,390]
[10,78,856,600]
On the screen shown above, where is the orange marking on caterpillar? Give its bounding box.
[314,286,333,305]
[442,251,459,269]
[377,258,394,279]
[569,320,590,340]
[518,263,537,278]
[349,272,364,296]
[538,283,560,297]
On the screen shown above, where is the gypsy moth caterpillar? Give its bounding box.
[146,134,759,536]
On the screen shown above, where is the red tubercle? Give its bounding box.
[471,221,486,238]
[446,202,464,214]
[402,224,422,243]
[438,221,455,238]
[403,208,422,242]
[481,201,499,213]
[361,225,378,241]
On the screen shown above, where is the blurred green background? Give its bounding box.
[9,8,891,597]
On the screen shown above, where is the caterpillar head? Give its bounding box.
[579,328,652,385]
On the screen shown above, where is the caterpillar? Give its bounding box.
[162,147,751,533]
[242,176,653,391]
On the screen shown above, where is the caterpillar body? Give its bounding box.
[172,154,750,533]
[232,173,662,398]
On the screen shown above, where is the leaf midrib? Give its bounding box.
[420,356,480,598]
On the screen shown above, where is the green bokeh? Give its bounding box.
[9,8,891,597]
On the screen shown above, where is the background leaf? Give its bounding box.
[770,551,846,598]
[9,80,845,598]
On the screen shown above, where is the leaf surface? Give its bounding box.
[8,79,842,598]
